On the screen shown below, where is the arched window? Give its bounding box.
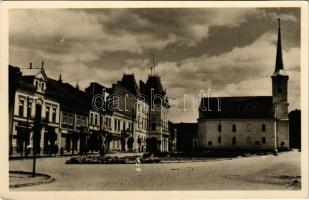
[262,124,266,132]
[232,137,236,145]
[262,137,266,144]
[218,137,221,144]
[218,124,221,132]
[232,124,236,132]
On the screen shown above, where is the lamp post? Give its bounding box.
[32,99,42,177]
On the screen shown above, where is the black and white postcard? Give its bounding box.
[0,1,308,199]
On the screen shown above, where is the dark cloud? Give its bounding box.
[9,8,301,122]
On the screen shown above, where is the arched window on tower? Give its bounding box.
[232,137,236,145]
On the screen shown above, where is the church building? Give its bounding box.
[197,19,289,151]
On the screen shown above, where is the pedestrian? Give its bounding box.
[273,148,278,156]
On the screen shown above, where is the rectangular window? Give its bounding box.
[52,107,57,122]
[114,119,118,131]
[218,137,221,144]
[123,121,126,131]
[232,124,236,132]
[18,99,24,117]
[90,113,93,125]
[95,115,98,126]
[218,124,221,132]
[45,106,50,122]
[76,116,81,126]
[82,117,87,127]
[105,117,111,128]
[68,114,73,125]
[62,113,68,124]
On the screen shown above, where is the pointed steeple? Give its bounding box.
[275,18,284,72]
[41,60,45,69]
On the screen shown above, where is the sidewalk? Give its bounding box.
[9,171,55,188]
[9,151,144,160]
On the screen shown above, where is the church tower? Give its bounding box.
[271,18,289,149]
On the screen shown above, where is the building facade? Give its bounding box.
[10,63,61,156]
[140,75,170,152]
[9,65,170,156]
[197,19,289,151]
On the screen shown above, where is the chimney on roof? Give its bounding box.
[58,74,62,83]
[76,82,79,90]
[29,62,32,69]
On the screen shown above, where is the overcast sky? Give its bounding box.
[9,8,300,123]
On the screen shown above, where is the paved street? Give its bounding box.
[9,151,300,191]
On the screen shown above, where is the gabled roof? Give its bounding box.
[199,96,274,119]
[140,75,165,96]
[46,78,91,114]
[140,75,169,106]
[20,68,48,81]
[119,74,139,95]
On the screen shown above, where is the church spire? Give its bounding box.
[275,18,284,72]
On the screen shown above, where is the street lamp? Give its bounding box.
[32,99,43,177]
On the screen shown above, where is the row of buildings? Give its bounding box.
[9,19,295,157]
[9,63,173,157]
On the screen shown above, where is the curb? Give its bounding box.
[9,171,55,188]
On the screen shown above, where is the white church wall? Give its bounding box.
[198,119,276,150]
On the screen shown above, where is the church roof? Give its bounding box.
[199,96,274,119]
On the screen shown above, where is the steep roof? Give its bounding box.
[140,75,165,96]
[275,19,284,73]
[199,96,274,119]
[140,75,169,106]
[119,74,139,95]
[46,78,91,114]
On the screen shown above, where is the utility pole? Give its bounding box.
[25,97,30,158]
[32,102,42,177]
